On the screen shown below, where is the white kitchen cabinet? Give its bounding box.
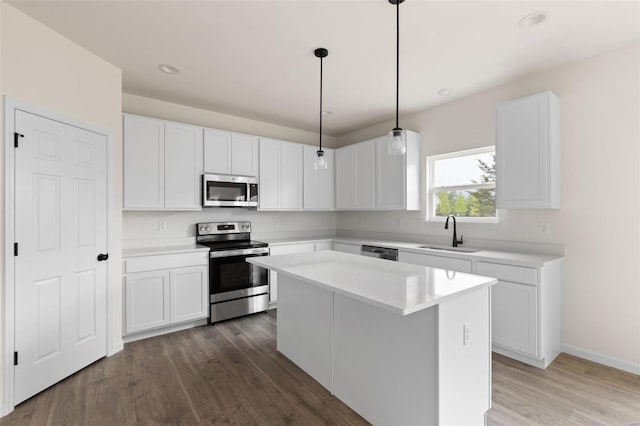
[491,280,538,356]
[398,251,472,273]
[123,250,209,340]
[125,270,171,334]
[336,139,376,210]
[475,260,563,368]
[268,243,316,305]
[123,114,165,209]
[164,122,203,209]
[336,131,420,211]
[170,266,208,324]
[375,132,420,210]
[231,133,259,176]
[303,145,335,210]
[333,242,361,255]
[203,128,231,174]
[123,114,202,210]
[204,130,259,177]
[496,91,560,209]
[259,138,303,210]
[314,241,333,251]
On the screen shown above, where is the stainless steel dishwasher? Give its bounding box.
[360,245,398,261]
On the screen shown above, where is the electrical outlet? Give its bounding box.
[463,323,471,346]
[158,220,166,231]
[539,222,550,234]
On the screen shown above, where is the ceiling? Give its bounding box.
[9,1,640,136]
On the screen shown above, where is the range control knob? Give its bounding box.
[242,224,250,230]
[205,226,211,231]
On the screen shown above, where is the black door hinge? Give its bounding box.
[14,242,18,257]
[14,132,24,148]
[14,351,18,366]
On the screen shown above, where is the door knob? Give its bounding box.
[97,253,109,261]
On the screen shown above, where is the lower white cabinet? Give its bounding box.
[398,251,472,273]
[333,242,361,255]
[491,281,537,356]
[123,251,208,339]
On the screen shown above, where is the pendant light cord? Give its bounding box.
[395,0,400,130]
[319,55,323,152]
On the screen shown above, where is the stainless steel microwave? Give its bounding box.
[202,174,258,207]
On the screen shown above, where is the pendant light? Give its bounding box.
[314,47,329,170]
[388,0,407,156]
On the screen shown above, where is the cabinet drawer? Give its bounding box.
[475,262,537,286]
[333,243,361,255]
[270,243,316,256]
[124,252,208,274]
[398,251,472,273]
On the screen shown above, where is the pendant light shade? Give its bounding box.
[314,47,329,171]
[388,0,407,156]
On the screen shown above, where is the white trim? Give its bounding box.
[122,318,207,344]
[426,146,497,222]
[562,344,640,375]
[2,97,115,416]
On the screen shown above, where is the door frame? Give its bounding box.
[2,97,114,415]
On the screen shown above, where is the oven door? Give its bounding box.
[209,249,269,303]
[203,174,256,207]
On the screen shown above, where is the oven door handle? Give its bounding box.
[209,247,269,258]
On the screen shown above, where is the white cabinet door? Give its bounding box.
[269,243,316,303]
[170,266,208,323]
[123,115,165,209]
[336,145,355,209]
[492,281,538,356]
[354,140,376,209]
[259,138,281,209]
[164,122,203,210]
[496,91,559,209]
[333,243,361,255]
[231,134,259,176]
[398,251,472,273]
[280,141,303,210]
[304,145,335,210]
[376,137,406,209]
[203,128,232,174]
[125,270,171,334]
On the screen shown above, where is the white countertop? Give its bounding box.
[122,244,210,258]
[248,250,496,316]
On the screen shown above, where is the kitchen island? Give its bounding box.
[248,250,497,426]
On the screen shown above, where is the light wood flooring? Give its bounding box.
[4,310,639,425]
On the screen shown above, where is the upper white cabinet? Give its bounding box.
[123,114,202,210]
[165,122,204,209]
[336,131,420,211]
[376,132,420,210]
[496,91,560,209]
[336,139,376,209]
[303,145,335,210]
[203,130,259,177]
[259,138,303,210]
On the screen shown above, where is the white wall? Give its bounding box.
[122,94,337,246]
[0,3,123,409]
[336,44,640,371]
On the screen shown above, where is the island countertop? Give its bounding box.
[248,250,497,315]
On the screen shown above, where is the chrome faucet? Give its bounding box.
[444,214,463,247]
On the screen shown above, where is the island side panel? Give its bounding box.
[437,286,491,426]
[333,293,437,426]
[277,274,333,392]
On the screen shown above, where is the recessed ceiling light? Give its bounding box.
[437,88,455,97]
[518,11,549,28]
[321,110,332,116]
[158,64,180,74]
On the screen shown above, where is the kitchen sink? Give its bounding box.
[418,245,480,253]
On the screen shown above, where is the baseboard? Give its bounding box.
[123,319,208,344]
[562,344,640,375]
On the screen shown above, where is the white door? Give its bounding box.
[14,110,108,404]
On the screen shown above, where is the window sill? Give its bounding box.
[424,216,501,224]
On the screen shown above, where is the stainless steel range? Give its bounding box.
[196,221,269,323]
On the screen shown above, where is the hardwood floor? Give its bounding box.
[4,311,639,425]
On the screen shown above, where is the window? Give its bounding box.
[426,146,496,222]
